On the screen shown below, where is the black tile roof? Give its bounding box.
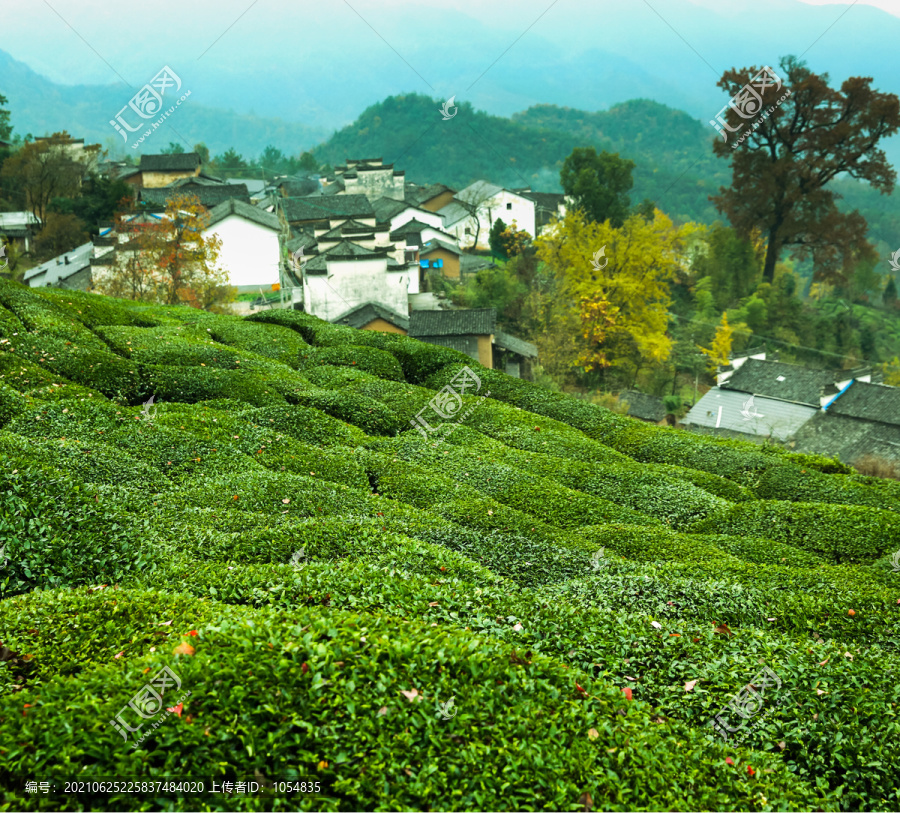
[618,389,666,422]
[408,308,495,337]
[281,195,374,222]
[332,302,409,331]
[371,196,411,223]
[139,183,250,209]
[390,218,437,238]
[205,198,280,231]
[825,380,900,426]
[139,153,201,172]
[721,358,833,406]
[494,330,537,359]
[410,183,454,205]
[793,411,900,464]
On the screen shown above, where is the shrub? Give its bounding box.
[690,500,900,562]
[297,344,405,382]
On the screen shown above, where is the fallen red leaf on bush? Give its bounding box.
[173,642,195,656]
[575,683,587,694]
[114,650,124,659]
[684,679,699,692]
[400,689,420,702]
[713,622,733,636]
[186,630,198,637]
[167,703,183,718]
[747,765,755,776]
[22,703,33,717]
[725,757,734,766]
[622,687,633,701]
[848,609,856,616]
[301,662,309,674]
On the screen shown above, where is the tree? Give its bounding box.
[32,213,88,261]
[212,148,248,178]
[298,151,319,173]
[0,92,13,143]
[161,142,185,154]
[692,224,761,310]
[94,193,233,310]
[711,56,900,285]
[494,221,532,259]
[454,182,498,249]
[49,173,133,235]
[560,147,635,228]
[0,132,97,220]
[537,208,698,378]
[884,276,899,310]
[193,143,210,164]
[488,218,507,257]
[698,312,733,371]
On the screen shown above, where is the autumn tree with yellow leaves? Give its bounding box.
[536,208,700,380]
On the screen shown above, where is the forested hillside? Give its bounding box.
[0,280,898,811]
[314,94,900,253]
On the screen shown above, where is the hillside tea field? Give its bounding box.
[1,279,899,812]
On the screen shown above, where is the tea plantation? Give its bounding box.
[0,279,898,811]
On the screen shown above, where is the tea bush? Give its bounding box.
[4,292,900,811]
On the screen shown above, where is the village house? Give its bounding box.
[121,153,202,190]
[0,211,41,255]
[438,181,537,250]
[23,241,92,289]
[408,308,496,368]
[331,302,409,334]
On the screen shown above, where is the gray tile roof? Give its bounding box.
[824,380,900,426]
[139,153,201,172]
[205,198,281,232]
[24,242,93,286]
[618,390,666,422]
[408,183,454,206]
[390,219,439,240]
[421,237,461,256]
[332,302,409,331]
[140,183,250,209]
[437,200,470,226]
[494,330,537,359]
[721,358,834,406]
[372,196,413,223]
[683,387,818,442]
[282,195,374,222]
[408,308,495,337]
[793,411,900,464]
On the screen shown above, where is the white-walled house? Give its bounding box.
[438,181,536,249]
[301,241,409,323]
[203,198,282,288]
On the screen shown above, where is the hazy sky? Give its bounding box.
[799,0,900,14]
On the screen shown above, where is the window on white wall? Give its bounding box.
[506,203,512,210]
